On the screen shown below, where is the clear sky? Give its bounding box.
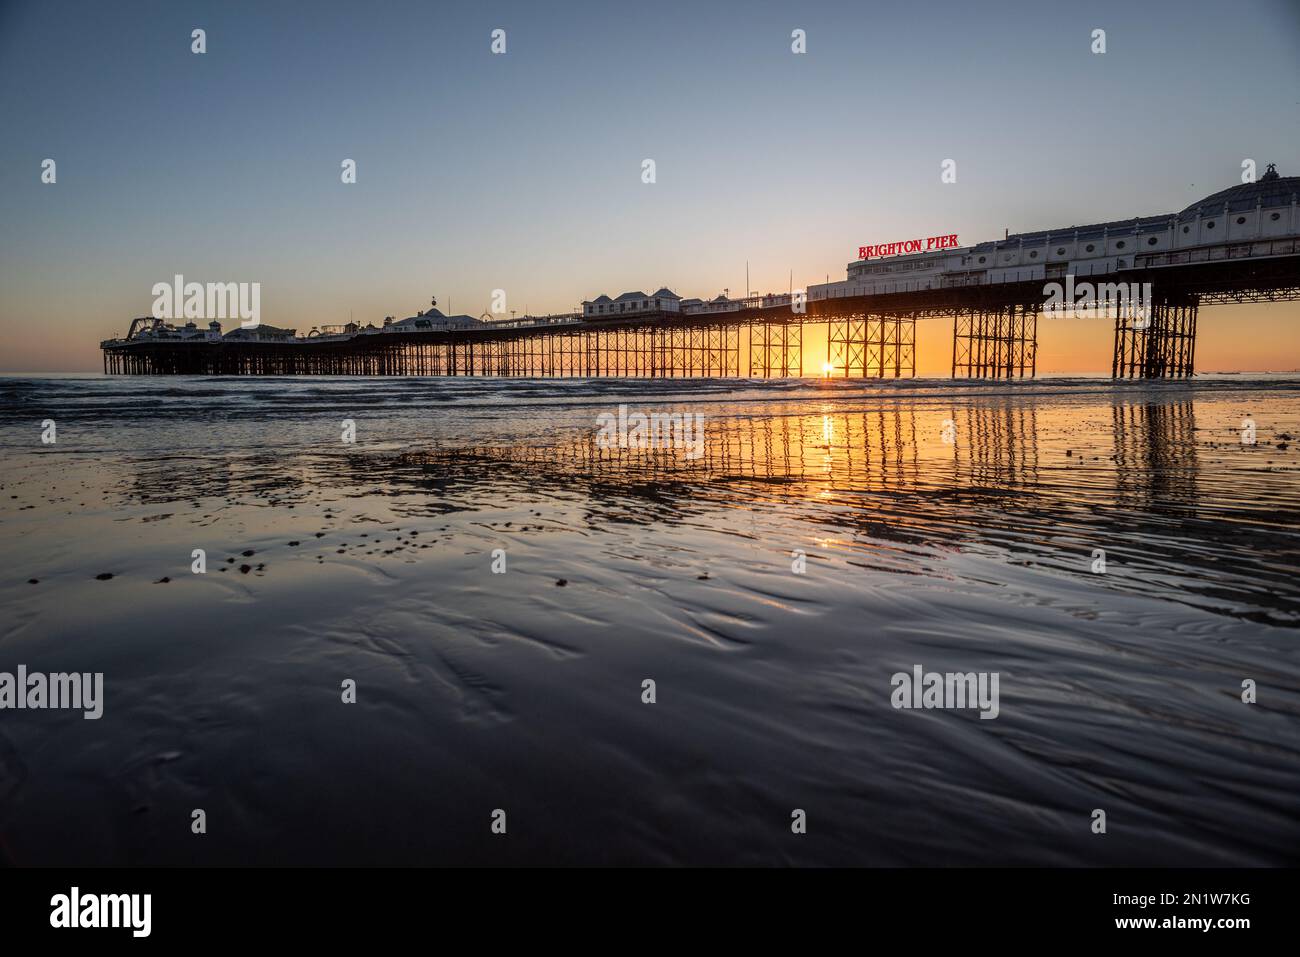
[1,0,1297,373]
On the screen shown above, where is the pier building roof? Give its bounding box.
[1180,166,1298,219]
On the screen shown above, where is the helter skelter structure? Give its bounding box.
[103,168,1300,379]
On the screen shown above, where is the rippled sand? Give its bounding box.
[1,375,1297,865]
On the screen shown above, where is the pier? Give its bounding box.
[103,171,1300,380]
[102,258,1298,380]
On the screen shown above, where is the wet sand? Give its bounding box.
[0,374,1297,865]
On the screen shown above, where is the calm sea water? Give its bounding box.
[1,374,1297,865]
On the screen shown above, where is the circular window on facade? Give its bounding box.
[978,256,986,263]
[1183,225,1190,233]
[1004,255,1012,262]
[1056,247,1065,255]
[1029,250,1037,258]
[1085,244,1095,252]
[1116,241,1126,249]
[1147,237,1157,245]
[1236,216,1246,225]
[1206,221,1215,229]
[1271,212,1281,221]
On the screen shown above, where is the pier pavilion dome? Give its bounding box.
[1179,164,1299,220]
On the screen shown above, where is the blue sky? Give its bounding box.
[1,0,1297,370]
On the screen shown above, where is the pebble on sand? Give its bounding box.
[95,573,113,581]
[556,579,568,587]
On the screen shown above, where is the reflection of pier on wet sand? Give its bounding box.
[1112,401,1199,509]
[113,394,1299,626]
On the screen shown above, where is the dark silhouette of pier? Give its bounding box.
[102,230,1300,380]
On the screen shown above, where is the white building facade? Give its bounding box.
[583,288,682,318]
[811,166,1300,302]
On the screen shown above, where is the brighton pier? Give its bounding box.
[102,168,1300,379]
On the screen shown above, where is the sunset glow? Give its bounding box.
[1,0,1297,909]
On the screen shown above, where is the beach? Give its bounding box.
[1,374,1297,865]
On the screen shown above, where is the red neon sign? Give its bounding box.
[858,234,959,259]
